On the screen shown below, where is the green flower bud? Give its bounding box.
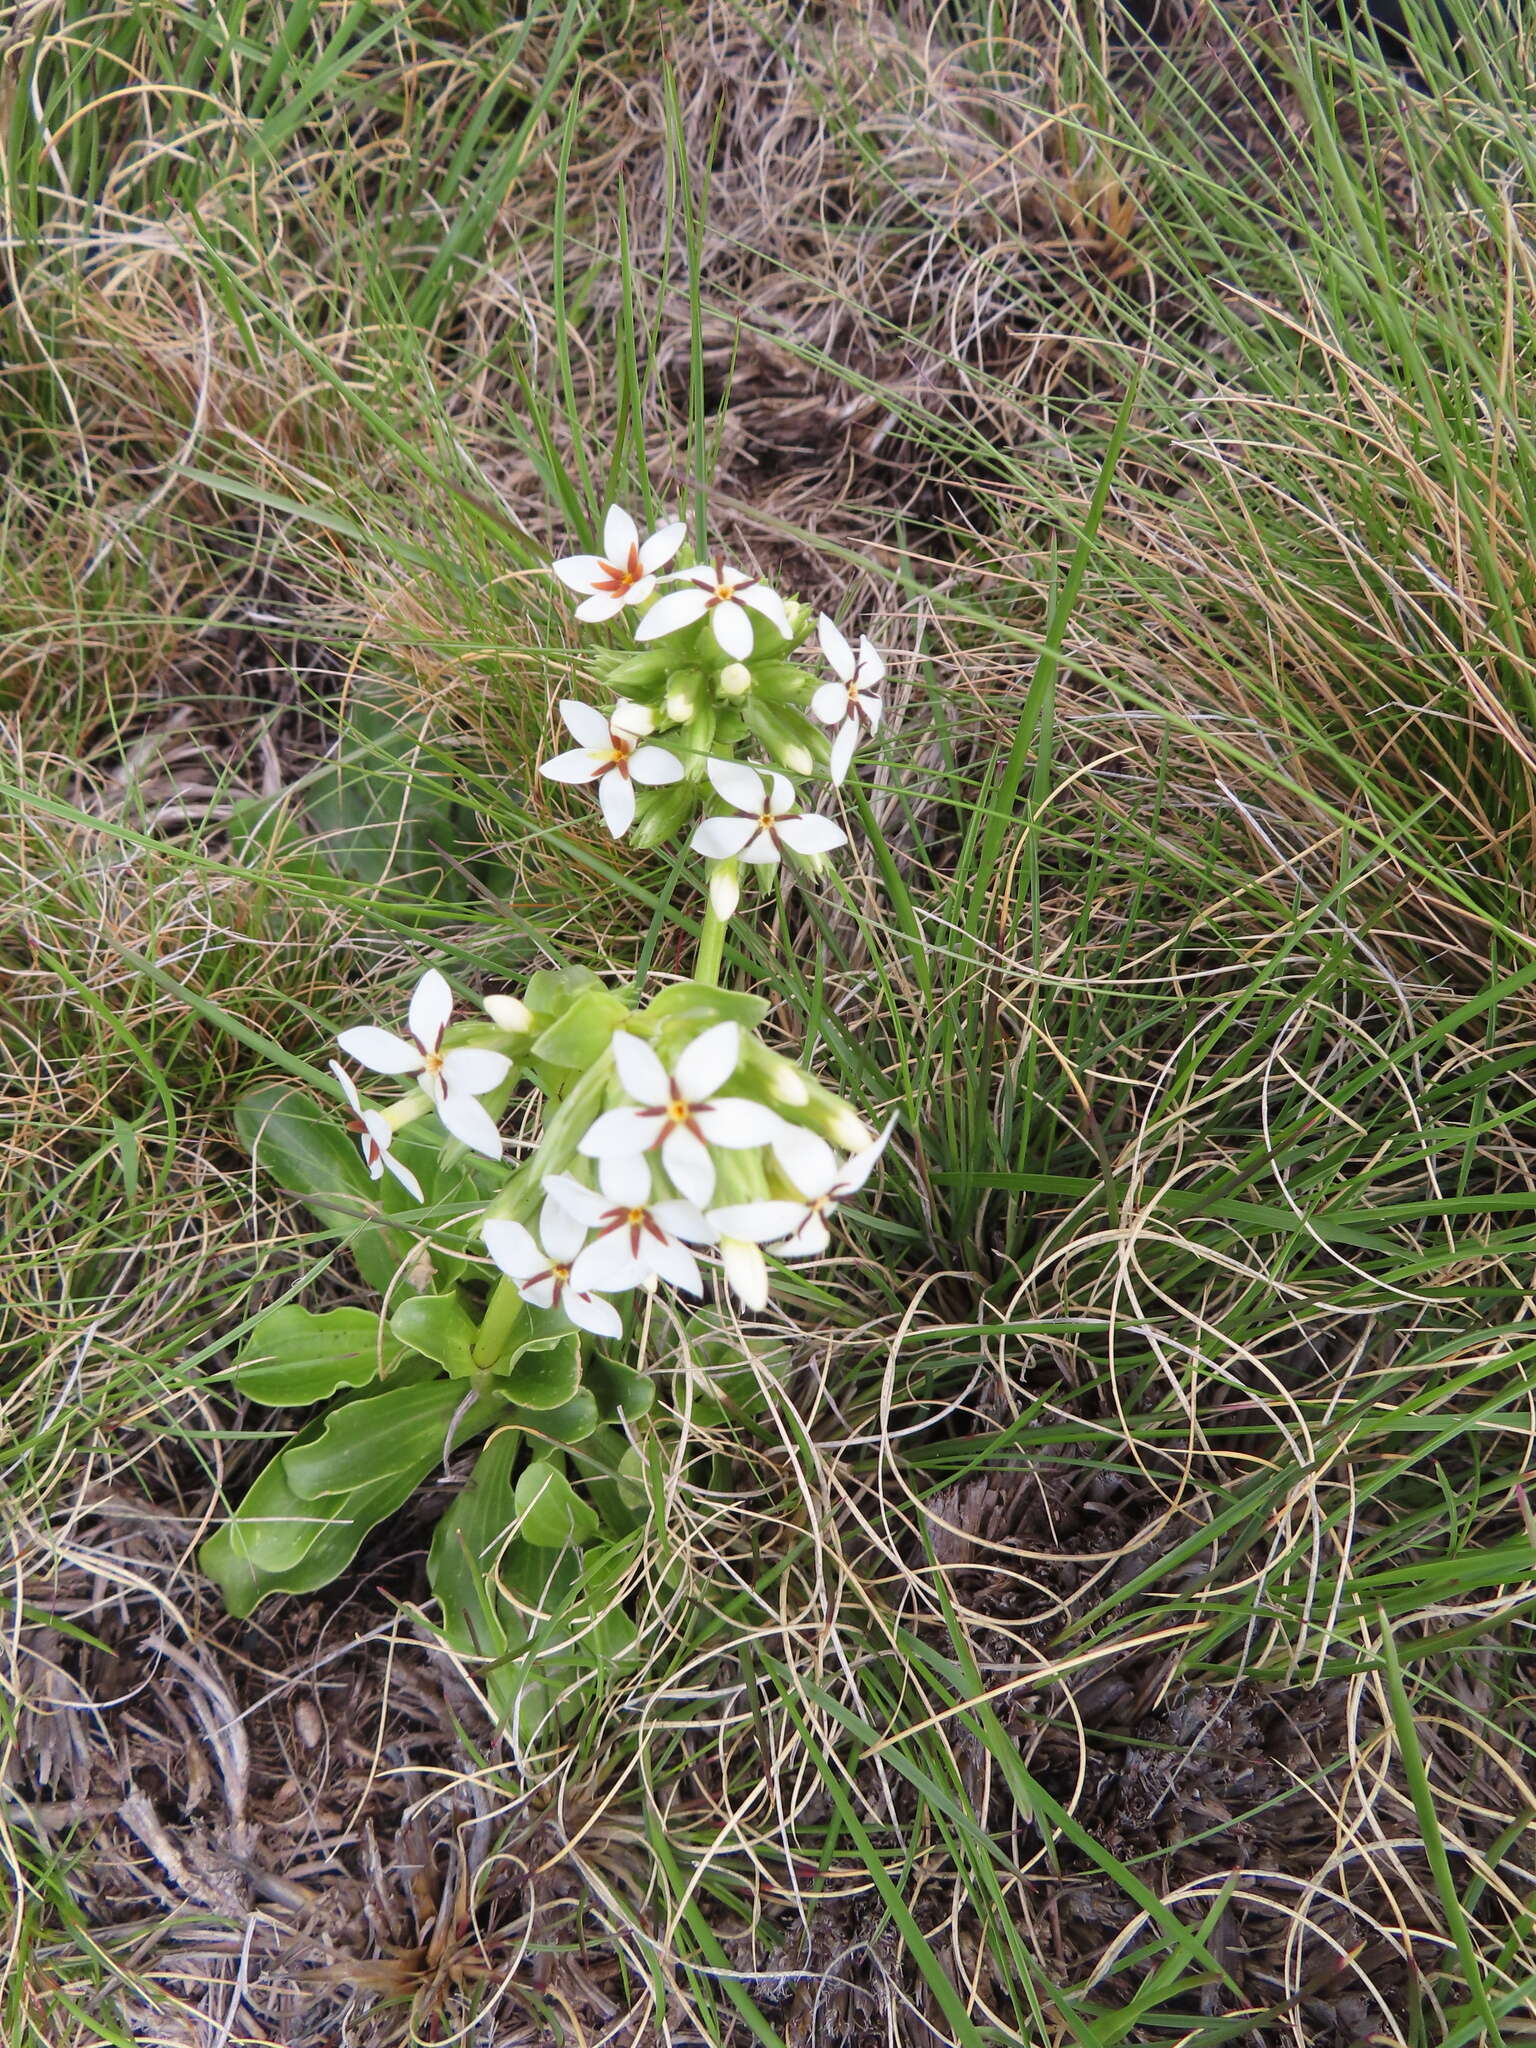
[716,661,753,701]
[740,699,830,778]
[750,659,813,706]
[628,780,698,849]
[664,668,708,723]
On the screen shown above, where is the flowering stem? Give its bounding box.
[694,890,731,989]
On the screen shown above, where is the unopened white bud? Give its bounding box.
[828,1106,873,1151]
[717,662,752,700]
[611,697,655,737]
[665,684,696,722]
[721,1237,769,1311]
[779,742,814,776]
[765,1060,810,1108]
[708,864,741,921]
[483,993,533,1033]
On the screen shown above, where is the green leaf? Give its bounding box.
[642,982,770,1035]
[500,1332,583,1411]
[427,1428,522,1663]
[303,694,471,900]
[234,1082,421,1295]
[233,1305,401,1408]
[523,965,605,1023]
[283,1380,504,1499]
[390,1292,478,1376]
[513,1461,599,1548]
[530,986,629,1069]
[511,1387,600,1444]
[582,1353,655,1423]
[202,1414,452,1619]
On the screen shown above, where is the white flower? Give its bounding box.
[538,700,684,837]
[551,505,686,622]
[335,968,510,1161]
[328,1060,424,1203]
[577,1021,782,1208]
[482,1193,623,1340]
[636,556,791,659]
[544,1156,715,1298]
[812,616,885,785]
[710,1115,896,1259]
[689,760,847,866]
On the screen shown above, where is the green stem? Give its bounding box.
[695,869,735,987]
[472,1275,524,1369]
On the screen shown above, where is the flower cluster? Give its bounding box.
[538,506,887,892]
[331,977,892,1327]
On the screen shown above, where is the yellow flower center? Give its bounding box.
[627,1207,647,1226]
[421,1049,444,1077]
[667,1099,691,1123]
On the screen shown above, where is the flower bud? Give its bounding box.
[611,697,656,737]
[664,668,708,723]
[708,862,741,921]
[717,661,753,701]
[720,1237,769,1311]
[738,1041,810,1107]
[740,698,828,777]
[483,993,533,1034]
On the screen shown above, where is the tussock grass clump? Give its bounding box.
[5,1,1536,2044]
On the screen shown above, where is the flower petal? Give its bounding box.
[702,1096,783,1148]
[817,613,855,680]
[777,814,848,856]
[810,679,850,727]
[691,815,759,862]
[551,553,605,594]
[539,746,604,785]
[720,1237,769,1310]
[439,1046,512,1098]
[381,1148,425,1203]
[736,828,782,865]
[627,745,684,787]
[541,1172,611,1228]
[569,1231,644,1295]
[707,1200,806,1243]
[328,1058,363,1114]
[673,1020,739,1104]
[772,1124,839,1198]
[646,1231,703,1296]
[596,1152,652,1207]
[765,772,795,815]
[566,1288,625,1339]
[574,590,630,622]
[609,1031,671,1108]
[559,699,612,750]
[661,1123,715,1206]
[863,694,884,733]
[598,767,636,838]
[602,504,639,562]
[740,583,791,638]
[706,757,766,811]
[482,1217,543,1282]
[635,586,708,641]
[652,1198,716,1244]
[835,1113,898,1195]
[520,1274,558,1310]
[709,600,754,660]
[639,519,686,571]
[335,1026,422,1076]
[540,1190,589,1263]
[828,719,858,787]
[434,1089,504,1159]
[579,1104,660,1158]
[771,1213,832,1260]
[858,635,887,687]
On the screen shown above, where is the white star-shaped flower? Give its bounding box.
[551,505,686,622]
[689,760,847,866]
[335,968,510,1161]
[709,1116,896,1259]
[543,1155,715,1298]
[635,556,790,659]
[812,616,886,785]
[327,1060,424,1202]
[481,1192,623,1340]
[538,700,684,838]
[577,1021,782,1208]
